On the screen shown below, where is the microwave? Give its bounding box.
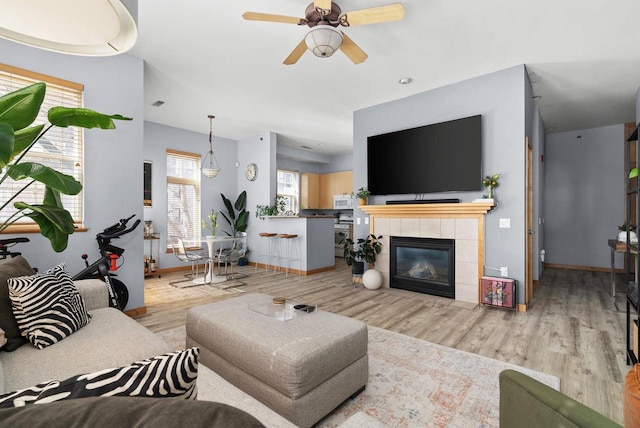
[333,195,353,210]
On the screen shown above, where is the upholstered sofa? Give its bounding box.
[499,369,622,428]
[0,275,296,427]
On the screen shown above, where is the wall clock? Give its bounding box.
[245,163,258,181]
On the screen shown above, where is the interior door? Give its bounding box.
[526,138,534,306]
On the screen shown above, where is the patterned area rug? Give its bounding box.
[157,325,559,428]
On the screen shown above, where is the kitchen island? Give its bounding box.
[256,216,335,275]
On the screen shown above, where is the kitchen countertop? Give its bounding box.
[261,215,336,219]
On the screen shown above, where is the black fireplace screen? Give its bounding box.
[390,237,455,298]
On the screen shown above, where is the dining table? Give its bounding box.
[190,235,236,285]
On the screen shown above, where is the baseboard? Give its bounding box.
[544,263,620,273]
[125,306,146,317]
[249,262,336,276]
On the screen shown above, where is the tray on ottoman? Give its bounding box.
[186,293,368,428]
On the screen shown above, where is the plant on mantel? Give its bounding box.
[0,82,131,251]
[351,186,371,205]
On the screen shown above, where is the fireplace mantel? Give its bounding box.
[360,202,494,218]
[359,201,495,305]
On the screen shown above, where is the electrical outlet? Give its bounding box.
[500,267,508,277]
[499,218,511,228]
[356,217,361,225]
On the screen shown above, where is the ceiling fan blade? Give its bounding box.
[283,39,308,65]
[314,0,332,12]
[242,12,306,25]
[340,33,368,64]
[340,3,405,27]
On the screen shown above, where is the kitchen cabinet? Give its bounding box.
[317,171,354,209]
[301,173,320,209]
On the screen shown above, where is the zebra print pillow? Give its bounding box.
[0,347,199,408]
[7,263,91,349]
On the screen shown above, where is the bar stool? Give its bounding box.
[255,232,278,272]
[275,234,301,277]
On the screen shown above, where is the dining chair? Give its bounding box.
[169,235,209,287]
[211,232,249,285]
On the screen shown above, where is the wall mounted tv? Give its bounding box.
[367,115,482,195]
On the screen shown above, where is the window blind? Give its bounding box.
[0,64,84,226]
[166,150,201,247]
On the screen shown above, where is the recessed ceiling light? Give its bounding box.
[533,95,541,100]
[151,100,165,107]
[301,145,312,150]
[398,77,413,85]
[545,127,556,132]
[318,143,326,147]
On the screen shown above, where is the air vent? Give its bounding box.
[152,100,165,107]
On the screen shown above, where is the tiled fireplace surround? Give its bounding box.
[360,203,494,304]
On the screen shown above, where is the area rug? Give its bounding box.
[157,325,560,428]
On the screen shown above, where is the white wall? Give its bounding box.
[544,125,624,268]
[0,39,145,309]
[353,65,530,303]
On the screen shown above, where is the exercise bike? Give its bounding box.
[72,215,140,311]
[0,237,30,260]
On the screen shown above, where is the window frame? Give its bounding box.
[276,168,300,214]
[166,149,202,250]
[0,63,85,233]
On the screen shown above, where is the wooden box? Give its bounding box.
[480,276,517,310]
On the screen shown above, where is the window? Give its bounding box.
[277,169,299,213]
[0,64,84,227]
[166,150,201,247]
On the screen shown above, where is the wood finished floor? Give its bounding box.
[134,262,627,424]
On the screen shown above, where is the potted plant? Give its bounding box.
[482,173,500,200]
[343,234,382,275]
[0,82,130,251]
[220,191,248,236]
[202,209,218,237]
[352,186,371,206]
[256,196,287,219]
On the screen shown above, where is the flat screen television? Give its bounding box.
[367,115,482,195]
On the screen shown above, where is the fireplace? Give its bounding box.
[390,236,455,298]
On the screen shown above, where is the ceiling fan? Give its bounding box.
[242,1,405,65]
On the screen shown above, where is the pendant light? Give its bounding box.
[201,115,220,178]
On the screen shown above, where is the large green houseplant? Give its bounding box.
[343,234,382,274]
[0,82,131,251]
[220,191,249,236]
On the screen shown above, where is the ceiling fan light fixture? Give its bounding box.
[304,25,343,58]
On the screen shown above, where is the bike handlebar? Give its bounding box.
[97,216,140,240]
[0,237,30,246]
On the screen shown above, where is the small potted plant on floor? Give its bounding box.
[343,234,382,275]
[352,186,371,206]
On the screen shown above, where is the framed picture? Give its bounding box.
[144,161,152,206]
[480,276,517,310]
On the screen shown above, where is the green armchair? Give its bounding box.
[499,369,621,428]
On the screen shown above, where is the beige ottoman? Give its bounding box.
[186,293,368,428]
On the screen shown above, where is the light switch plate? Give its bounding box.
[499,218,511,228]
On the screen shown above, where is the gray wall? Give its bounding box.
[0,39,145,309]
[143,121,238,269]
[544,125,624,268]
[238,132,277,259]
[353,65,530,303]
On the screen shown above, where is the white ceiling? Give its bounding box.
[129,0,640,156]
